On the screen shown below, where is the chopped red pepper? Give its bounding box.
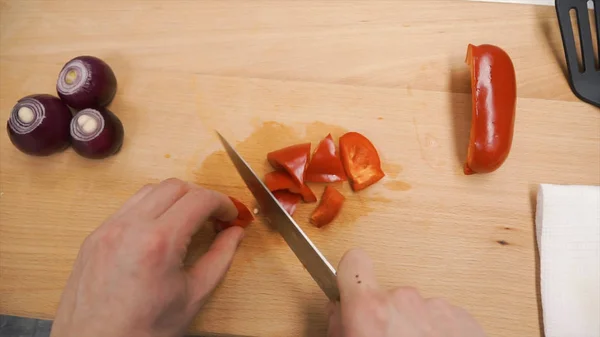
[273,190,302,216]
[267,143,311,185]
[305,134,347,183]
[214,197,254,232]
[264,171,297,192]
[310,186,345,227]
[297,184,317,203]
[264,171,317,203]
[339,132,385,191]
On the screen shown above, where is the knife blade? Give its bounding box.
[216,132,340,301]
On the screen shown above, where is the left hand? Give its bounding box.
[50,178,245,337]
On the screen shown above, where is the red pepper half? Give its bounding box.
[464,44,516,175]
[215,197,254,232]
[264,171,317,203]
[310,186,345,227]
[305,134,347,183]
[267,143,311,185]
[339,132,385,191]
[273,190,302,216]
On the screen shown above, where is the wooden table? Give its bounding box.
[1,1,598,336]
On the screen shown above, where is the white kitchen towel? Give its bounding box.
[471,0,555,5]
[470,0,594,7]
[536,184,600,337]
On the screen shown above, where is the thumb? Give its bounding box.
[187,226,245,301]
[337,248,379,300]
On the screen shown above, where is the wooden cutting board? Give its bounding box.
[1,1,599,336]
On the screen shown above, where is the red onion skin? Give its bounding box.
[57,56,117,110]
[70,108,124,159]
[6,94,72,156]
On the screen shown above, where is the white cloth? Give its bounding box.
[471,0,555,5]
[470,0,594,7]
[536,184,600,337]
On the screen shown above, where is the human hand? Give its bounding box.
[50,178,245,337]
[327,249,486,337]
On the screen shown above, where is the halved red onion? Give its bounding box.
[57,56,117,109]
[6,94,72,156]
[70,108,124,159]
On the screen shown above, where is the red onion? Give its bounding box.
[6,94,72,156]
[57,56,117,109]
[70,108,124,159]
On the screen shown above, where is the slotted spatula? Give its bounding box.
[555,0,600,107]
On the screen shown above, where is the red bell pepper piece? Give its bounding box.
[305,134,347,183]
[339,132,385,191]
[264,171,297,192]
[267,143,311,185]
[297,184,317,203]
[310,186,345,227]
[464,44,516,175]
[264,171,317,203]
[214,197,254,232]
[273,190,302,216]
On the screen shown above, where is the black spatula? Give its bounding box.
[555,0,600,107]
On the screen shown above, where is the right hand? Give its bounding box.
[327,249,486,337]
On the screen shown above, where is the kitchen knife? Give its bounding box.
[216,132,340,301]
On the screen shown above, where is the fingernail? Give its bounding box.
[229,227,245,246]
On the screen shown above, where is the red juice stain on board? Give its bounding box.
[185,121,395,256]
[383,180,411,191]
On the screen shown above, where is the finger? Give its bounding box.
[326,301,337,319]
[132,178,192,219]
[187,226,245,301]
[337,248,379,300]
[326,301,343,337]
[159,187,238,244]
[107,184,155,223]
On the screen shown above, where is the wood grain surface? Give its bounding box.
[1,1,599,336]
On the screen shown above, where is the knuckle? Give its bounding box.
[189,188,216,210]
[140,183,155,192]
[189,187,208,199]
[345,292,390,324]
[164,177,183,185]
[367,295,392,325]
[80,227,118,256]
[163,177,187,190]
[393,286,422,302]
[141,232,169,264]
[96,226,124,248]
[81,231,97,250]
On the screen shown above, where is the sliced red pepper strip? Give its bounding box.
[464,44,516,175]
[273,190,302,216]
[339,132,385,191]
[310,186,345,228]
[267,143,311,185]
[305,134,347,183]
[215,197,254,232]
[264,171,317,203]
